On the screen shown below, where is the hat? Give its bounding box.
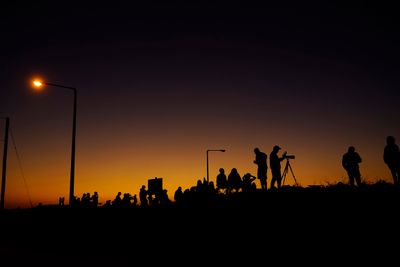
[273,145,281,150]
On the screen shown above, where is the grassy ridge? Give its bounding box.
[0,182,399,265]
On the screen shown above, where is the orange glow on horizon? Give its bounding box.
[3,133,393,209]
[1,76,394,209]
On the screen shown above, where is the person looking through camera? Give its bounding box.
[269,145,286,189]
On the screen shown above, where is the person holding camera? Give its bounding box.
[269,145,286,189]
[242,173,257,192]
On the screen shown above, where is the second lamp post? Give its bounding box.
[206,149,226,184]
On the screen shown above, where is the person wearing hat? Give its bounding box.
[384,136,400,185]
[269,145,286,189]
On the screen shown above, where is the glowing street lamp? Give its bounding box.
[33,80,43,88]
[32,79,77,206]
[206,149,226,184]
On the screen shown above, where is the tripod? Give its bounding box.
[281,158,299,186]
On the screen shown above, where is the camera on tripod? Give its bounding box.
[281,151,299,186]
[283,152,295,160]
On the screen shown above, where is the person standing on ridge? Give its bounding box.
[269,145,286,189]
[384,136,400,185]
[254,148,268,190]
[342,146,363,187]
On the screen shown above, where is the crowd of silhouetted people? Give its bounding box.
[58,135,400,209]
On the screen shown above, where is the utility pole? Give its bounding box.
[1,117,10,209]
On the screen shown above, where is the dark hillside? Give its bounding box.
[1,183,399,265]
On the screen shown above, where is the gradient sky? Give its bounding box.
[1,1,400,208]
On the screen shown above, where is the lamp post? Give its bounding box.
[32,80,77,206]
[206,149,225,184]
[1,117,10,209]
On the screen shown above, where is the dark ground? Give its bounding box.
[1,185,399,265]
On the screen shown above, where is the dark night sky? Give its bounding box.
[1,1,400,207]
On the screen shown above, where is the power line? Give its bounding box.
[10,127,33,208]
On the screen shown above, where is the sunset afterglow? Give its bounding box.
[1,2,399,209]
[2,3,399,265]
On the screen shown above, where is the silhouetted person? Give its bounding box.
[132,194,138,207]
[216,168,228,193]
[112,192,122,207]
[122,193,133,207]
[160,189,171,205]
[58,197,64,206]
[196,179,205,193]
[242,173,257,192]
[342,146,362,187]
[174,186,184,203]
[384,136,400,185]
[82,193,91,207]
[228,168,242,193]
[75,197,81,206]
[139,185,148,207]
[71,195,80,207]
[148,193,155,206]
[103,200,112,208]
[270,145,285,189]
[254,148,268,190]
[208,181,216,194]
[92,192,99,207]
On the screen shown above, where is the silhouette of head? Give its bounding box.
[348,146,355,153]
[387,136,396,144]
[273,145,281,152]
[254,148,260,154]
[219,168,225,173]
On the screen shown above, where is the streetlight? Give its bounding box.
[206,149,226,184]
[32,79,77,206]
